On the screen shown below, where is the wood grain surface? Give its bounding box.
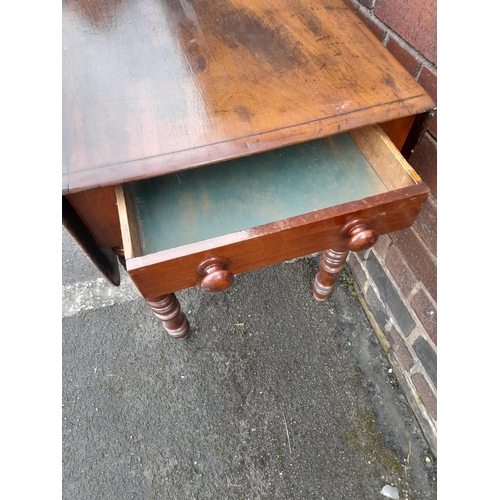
[62,0,434,194]
[124,184,429,298]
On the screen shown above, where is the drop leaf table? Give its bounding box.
[62,0,435,339]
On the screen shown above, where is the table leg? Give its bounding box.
[313,248,349,301]
[146,293,190,339]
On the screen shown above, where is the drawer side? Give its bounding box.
[115,184,143,260]
[349,126,422,190]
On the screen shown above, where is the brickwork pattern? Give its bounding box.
[343,0,437,456]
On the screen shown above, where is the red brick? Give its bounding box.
[374,0,436,65]
[412,373,437,421]
[357,9,387,42]
[413,196,437,257]
[366,252,416,335]
[390,228,437,301]
[417,66,437,139]
[384,245,418,299]
[385,36,420,78]
[410,288,437,345]
[410,132,437,198]
[417,66,437,102]
[387,327,415,371]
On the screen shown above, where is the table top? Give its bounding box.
[62,0,434,194]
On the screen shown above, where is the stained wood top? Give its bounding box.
[62,0,435,194]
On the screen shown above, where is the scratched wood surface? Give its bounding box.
[62,0,434,194]
[122,184,429,298]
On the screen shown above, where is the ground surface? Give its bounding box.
[62,229,437,499]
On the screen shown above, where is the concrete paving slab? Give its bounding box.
[62,229,436,499]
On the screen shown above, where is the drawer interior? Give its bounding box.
[117,125,420,258]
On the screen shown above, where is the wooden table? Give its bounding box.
[62,0,435,339]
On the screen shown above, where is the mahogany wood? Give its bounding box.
[341,218,378,252]
[62,1,435,334]
[379,116,415,151]
[66,186,122,249]
[62,197,120,285]
[146,293,190,339]
[124,184,428,299]
[312,217,379,301]
[62,0,435,194]
[313,249,349,301]
[401,110,436,160]
[115,123,429,299]
[197,257,234,293]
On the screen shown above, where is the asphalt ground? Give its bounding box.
[62,228,437,499]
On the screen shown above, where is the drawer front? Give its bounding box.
[123,186,427,299]
[116,126,429,299]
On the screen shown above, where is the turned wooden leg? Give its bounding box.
[313,249,349,301]
[314,218,379,301]
[146,293,190,339]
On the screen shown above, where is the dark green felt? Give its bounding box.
[129,133,387,255]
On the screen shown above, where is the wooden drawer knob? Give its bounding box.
[197,257,234,292]
[341,218,378,252]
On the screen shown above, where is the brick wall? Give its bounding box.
[344,0,437,456]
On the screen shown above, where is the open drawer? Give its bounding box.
[116,125,429,300]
